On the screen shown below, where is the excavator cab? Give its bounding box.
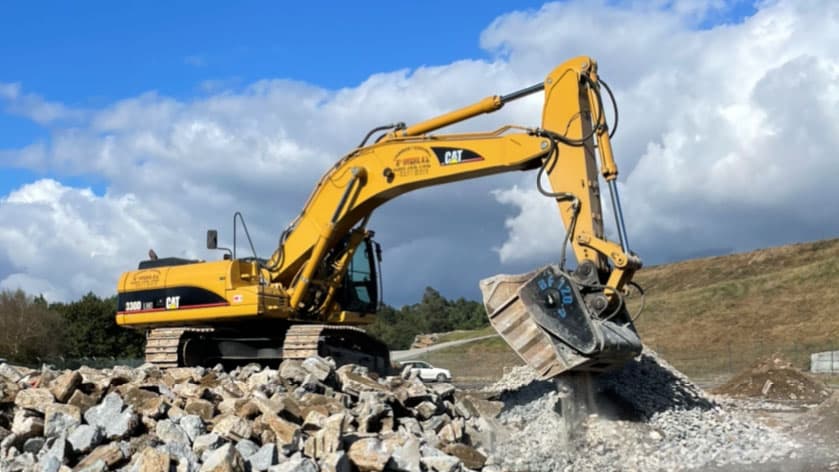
[336,237,380,313]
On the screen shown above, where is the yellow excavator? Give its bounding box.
[116,56,643,379]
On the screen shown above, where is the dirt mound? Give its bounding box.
[713,356,831,403]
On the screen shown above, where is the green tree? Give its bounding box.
[51,292,145,359]
[366,286,489,350]
[0,289,64,363]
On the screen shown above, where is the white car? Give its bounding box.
[400,360,452,382]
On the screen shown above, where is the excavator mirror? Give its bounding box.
[206,230,218,250]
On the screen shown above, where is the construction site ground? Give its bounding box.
[397,327,839,471]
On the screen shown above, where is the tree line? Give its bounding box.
[0,290,144,366]
[0,286,487,365]
[366,287,489,350]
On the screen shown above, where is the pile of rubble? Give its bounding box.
[1,348,830,472]
[0,359,494,471]
[713,356,832,403]
[484,350,807,472]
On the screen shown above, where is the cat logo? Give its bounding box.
[432,147,484,166]
[444,149,464,164]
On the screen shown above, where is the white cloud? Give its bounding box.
[0,83,82,124]
[2,0,839,303]
[0,179,199,300]
[490,0,839,265]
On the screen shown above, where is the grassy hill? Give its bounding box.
[417,238,839,382]
[633,237,839,377]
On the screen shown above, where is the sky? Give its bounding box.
[1,0,837,306]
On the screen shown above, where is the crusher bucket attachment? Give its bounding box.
[480,265,642,379]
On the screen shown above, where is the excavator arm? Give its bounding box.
[266,56,639,313]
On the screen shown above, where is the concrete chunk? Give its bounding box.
[185,398,216,421]
[156,419,191,447]
[37,435,68,472]
[67,425,104,454]
[122,385,169,419]
[67,390,97,414]
[76,442,125,470]
[443,443,486,470]
[347,438,391,472]
[268,456,318,472]
[44,403,81,438]
[199,443,245,472]
[319,451,351,472]
[14,387,55,413]
[212,415,253,442]
[49,371,82,403]
[192,433,225,456]
[84,392,139,440]
[391,438,421,472]
[179,414,206,443]
[301,357,334,382]
[132,447,171,472]
[11,409,44,440]
[247,443,278,471]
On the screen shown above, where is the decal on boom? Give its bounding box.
[431,147,484,166]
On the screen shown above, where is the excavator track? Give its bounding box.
[144,327,215,368]
[143,323,391,374]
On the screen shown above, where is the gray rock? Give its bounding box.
[179,415,206,443]
[3,452,37,471]
[11,409,44,440]
[199,443,244,472]
[301,357,334,382]
[0,363,24,383]
[279,361,307,384]
[0,432,17,454]
[67,424,104,454]
[268,456,318,472]
[420,451,460,472]
[22,436,44,454]
[319,451,350,472]
[84,392,138,440]
[38,435,68,472]
[157,419,191,447]
[247,443,278,471]
[235,438,260,458]
[414,401,437,420]
[391,438,421,472]
[192,433,225,456]
[44,404,81,438]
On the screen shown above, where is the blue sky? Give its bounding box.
[0,1,757,196]
[1,1,552,194]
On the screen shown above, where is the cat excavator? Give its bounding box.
[115,56,643,379]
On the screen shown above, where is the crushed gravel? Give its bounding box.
[485,349,806,472]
